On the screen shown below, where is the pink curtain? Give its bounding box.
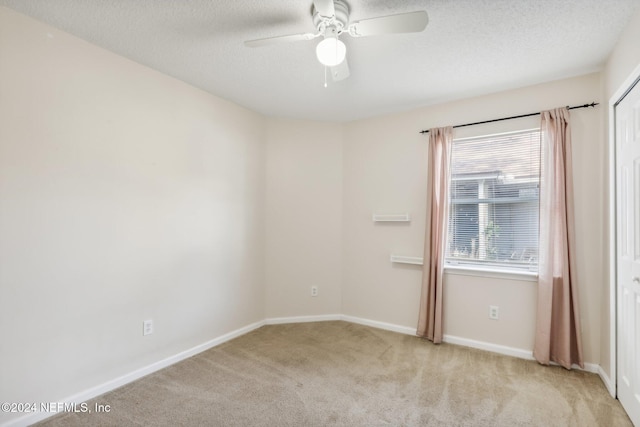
[534,107,584,369]
[417,126,453,344]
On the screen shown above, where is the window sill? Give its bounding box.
[444,264,538,282]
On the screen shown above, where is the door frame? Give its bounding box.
[608,62,640,399]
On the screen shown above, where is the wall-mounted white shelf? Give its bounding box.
[372,213,410,222]
[390,255,424,265]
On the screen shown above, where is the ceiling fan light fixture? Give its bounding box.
[316,36,346,67]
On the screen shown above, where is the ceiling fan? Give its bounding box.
[244,0,429,83]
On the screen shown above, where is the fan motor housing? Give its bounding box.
[313,0,350,33]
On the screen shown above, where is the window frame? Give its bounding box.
[444,128,541,277]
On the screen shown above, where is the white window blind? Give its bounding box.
[446,129,540,273]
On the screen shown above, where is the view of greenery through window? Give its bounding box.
[446,129,541,272]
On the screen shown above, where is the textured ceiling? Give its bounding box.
[1,0,638,122]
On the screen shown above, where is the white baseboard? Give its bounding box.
[598,365,616,397]
[441,333,599,374]
[442,334,533,360]
[340,315,416,336]
[580,362,600,375]
[265,314,417,337]
[340,315,602,376]
[338,315,535,362]
[265,314,342,325]
[2,320,265,427]
[340,316,530,366]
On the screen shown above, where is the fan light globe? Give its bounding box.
[316,37,346,67]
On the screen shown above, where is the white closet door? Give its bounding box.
[616,78,640,427]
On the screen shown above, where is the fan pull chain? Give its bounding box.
[324,65,328,88]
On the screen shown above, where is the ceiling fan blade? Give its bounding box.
[245,32,318,47]
[313,0,336,18]
[348,11,428,37]
[330,58,350,81]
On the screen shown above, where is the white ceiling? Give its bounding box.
[1,0,638,122]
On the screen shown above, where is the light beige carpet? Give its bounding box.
[36,321,632,426]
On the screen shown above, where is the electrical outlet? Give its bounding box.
[489,306,499,320]
[311,286,318,297]
[143,319,153,336]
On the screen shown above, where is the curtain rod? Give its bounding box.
[419,102,599,134]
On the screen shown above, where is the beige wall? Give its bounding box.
[342,73,604,363]
[0,7,265,425]
[600,5,640,384]
[265,119,343,318]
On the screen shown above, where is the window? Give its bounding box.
[446,129,540,273]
